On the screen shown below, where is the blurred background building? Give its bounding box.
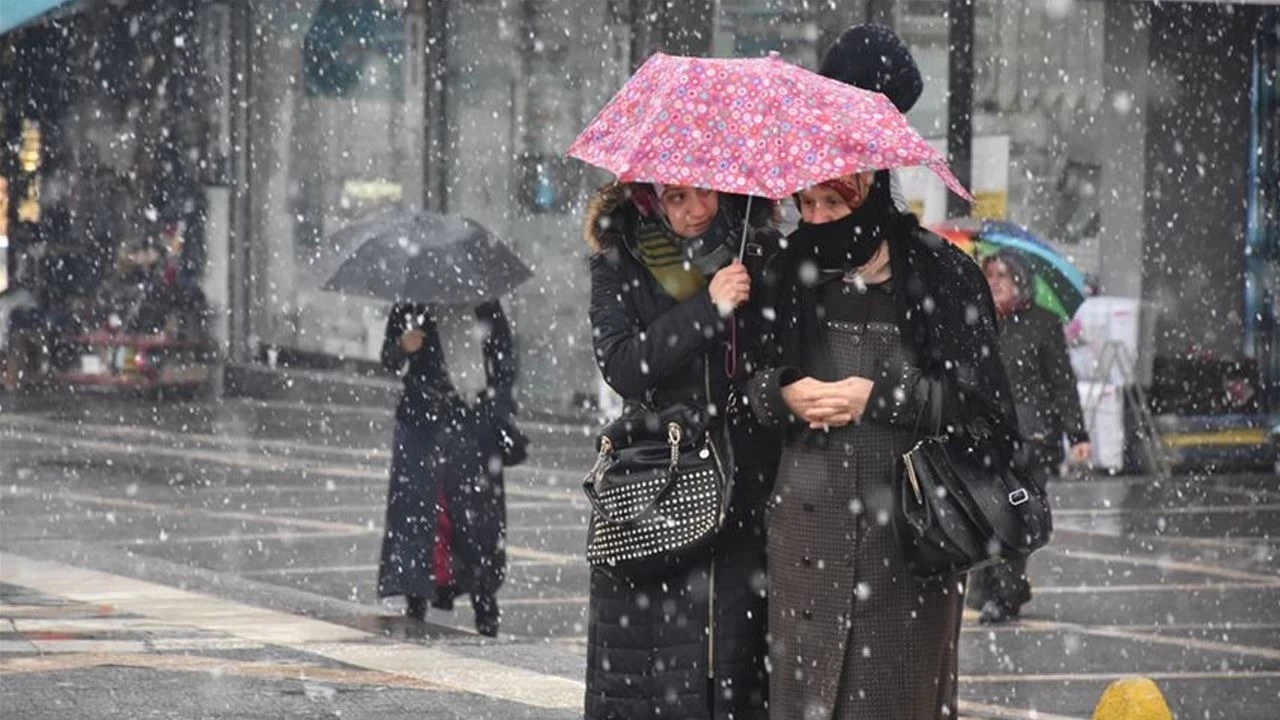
[1,0,1276,434]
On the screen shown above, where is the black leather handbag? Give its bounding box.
[583,402,731,579]
[895,380,1053,579]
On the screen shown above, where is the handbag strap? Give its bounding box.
[910,375,946,438]
[929,375,944,436]
[583,423,683,525]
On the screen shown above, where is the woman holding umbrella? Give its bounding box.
[582,182,783,720]
[745,170,1020,719]
[969,248,1091,623]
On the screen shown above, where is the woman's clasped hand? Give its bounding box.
[780,375,875,429]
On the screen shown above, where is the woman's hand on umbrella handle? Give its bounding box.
[708,261,750,317]
[400,329,427,354]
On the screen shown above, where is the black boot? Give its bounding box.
[432,585,458,611]
[405,594,428,621]
[472,594,499,637]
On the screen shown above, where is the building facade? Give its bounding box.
[4,0,1277,415]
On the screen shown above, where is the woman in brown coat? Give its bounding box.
[747,172,1019,720]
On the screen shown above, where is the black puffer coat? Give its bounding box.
[584,183,781,720]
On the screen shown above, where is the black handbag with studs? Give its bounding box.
[583,402,731,580]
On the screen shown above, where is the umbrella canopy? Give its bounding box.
[933,219,1086,320]
[1,0,78,35]
[323,211,533,306]
[567,52,970,202]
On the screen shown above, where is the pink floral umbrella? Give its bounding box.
[567,52,971,202]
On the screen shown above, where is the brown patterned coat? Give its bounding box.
[749,281,971,720]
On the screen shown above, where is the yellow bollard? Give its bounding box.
[1091,677,1173,720]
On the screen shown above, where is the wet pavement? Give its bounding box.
[1,393,1278,718]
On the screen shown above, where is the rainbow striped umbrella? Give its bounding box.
[932,220,1086,321]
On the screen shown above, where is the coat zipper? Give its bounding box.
[704,357,717,683]
[707,436,728,525]
[708,557,716,681]
[623,218,726,687]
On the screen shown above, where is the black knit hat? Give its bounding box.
[818,24,923,113]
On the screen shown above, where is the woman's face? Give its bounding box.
[658,186,719,238]
[797,171,874,224]
[984,259,1019,308]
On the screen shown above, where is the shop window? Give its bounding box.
[303,0,405,100]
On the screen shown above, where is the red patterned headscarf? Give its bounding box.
[793,173,872,210]
[819,174,870,208]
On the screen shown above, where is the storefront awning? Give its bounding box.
[1,0,80,35]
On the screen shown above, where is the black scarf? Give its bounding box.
[775,173,914,374]
[788,174,897,271]
[774,208,919,380]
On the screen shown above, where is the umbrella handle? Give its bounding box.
[736,195,754,262]
[726,194,755,381]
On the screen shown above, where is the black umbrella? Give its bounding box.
[322,211,533,305]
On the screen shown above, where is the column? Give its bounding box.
[1096,1,1148,301]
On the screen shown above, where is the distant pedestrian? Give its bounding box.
[376,299,516,637]
[969,249,1091,623]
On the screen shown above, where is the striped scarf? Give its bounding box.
[634,218,705,301]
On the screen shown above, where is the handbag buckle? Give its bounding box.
[1008,488,1029,506]
[903,453,923,505]
[586,436,613,482]
[667,422,682,468]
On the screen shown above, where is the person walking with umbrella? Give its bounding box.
[582,182,782,720]
[377,298,514,636]
[968,248,1091,624]
[745,169,1020,719]
[323,211,532,637]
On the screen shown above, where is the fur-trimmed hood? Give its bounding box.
[582,183,637,253]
